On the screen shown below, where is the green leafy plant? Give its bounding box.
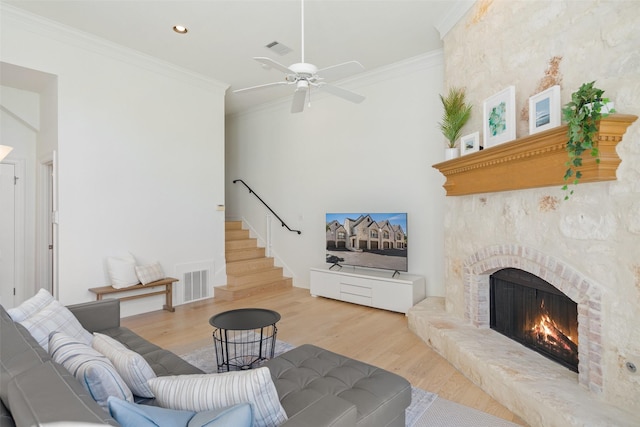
[561,81,614,199]
[439,87,472,148]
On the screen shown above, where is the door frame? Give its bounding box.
[37,152,56,298]
[1,159,25,306]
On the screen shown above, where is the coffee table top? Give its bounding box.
[209,308,281,330]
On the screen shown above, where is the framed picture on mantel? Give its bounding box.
[460,131,480,155]
[529,85,561,134]
[483,86,516,148]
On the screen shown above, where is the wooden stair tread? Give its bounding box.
[214,278,293,301]
[226,259,274,275]
[226,269,284,287]
[226,239,259,249]
[225,221,243,230]
[218,278,291,290]
[225,230,250,241]
[226,252,266,263]
[227,265,280,276]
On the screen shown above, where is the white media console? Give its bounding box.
[310,266,426,314]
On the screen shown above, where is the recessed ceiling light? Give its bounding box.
[173,25,188,34]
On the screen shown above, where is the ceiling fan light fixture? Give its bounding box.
[172,25,188,34]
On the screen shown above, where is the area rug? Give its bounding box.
[181,341,521,427]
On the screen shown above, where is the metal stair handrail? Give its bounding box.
[233,179,302,235]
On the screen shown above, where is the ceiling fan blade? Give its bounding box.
[318,83,365,104]
[233,81,289,94]
[253,57,294,75]
[291,85,307,113]
[317,61,364,82]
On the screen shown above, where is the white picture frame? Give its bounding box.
[529,85,561,134]
[460,131,480,155]
[483,86,516,148]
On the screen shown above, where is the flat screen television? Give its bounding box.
[325,212,408,273]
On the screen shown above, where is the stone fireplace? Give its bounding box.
[411,1,640,426]
[415,81,638,427]
[406,117,638,425]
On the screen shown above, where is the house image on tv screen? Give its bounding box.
[325,213,408,271]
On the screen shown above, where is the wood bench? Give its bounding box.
[89,277,177,312]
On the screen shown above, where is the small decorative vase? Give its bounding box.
[445,147,460,160]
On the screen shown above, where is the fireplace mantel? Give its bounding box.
[432,114,638,196]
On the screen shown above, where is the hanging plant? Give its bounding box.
[561,81,614,199]
[438,87,472,148]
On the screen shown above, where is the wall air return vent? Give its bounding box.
[175,261,214,305]
[183,269,209,303]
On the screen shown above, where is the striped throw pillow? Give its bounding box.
[135,262,165,285]
[148,368,288,427]
[49,331,133,409]
[9,289,93,352]
[92,333,156,398]
[7,288,53,322]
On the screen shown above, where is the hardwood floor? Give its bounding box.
[121,286,527,426]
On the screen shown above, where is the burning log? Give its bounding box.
[531,313,578,355]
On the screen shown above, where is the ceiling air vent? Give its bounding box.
[265,41,292,56]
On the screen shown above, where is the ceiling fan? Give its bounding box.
[233,0,365,113]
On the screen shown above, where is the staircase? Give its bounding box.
[215,221,292,300]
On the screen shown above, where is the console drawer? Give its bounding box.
[340,283,372,297]
[340,291,372,306]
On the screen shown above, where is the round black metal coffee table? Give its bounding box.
[209,308,281,372]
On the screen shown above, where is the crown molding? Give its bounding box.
[228,49,444,119]
[348,49,444,90]
[1,4,229,94]
[435,0,475,39]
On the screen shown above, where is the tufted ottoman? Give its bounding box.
[264,344,411,427]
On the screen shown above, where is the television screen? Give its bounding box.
[325,212,408,272]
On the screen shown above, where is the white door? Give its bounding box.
[0,163,16,307]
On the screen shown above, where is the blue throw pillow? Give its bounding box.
[108,396,194,427]
[108,397,254,427]
[189,403,254,427]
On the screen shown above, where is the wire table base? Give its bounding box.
[209,308,281,372]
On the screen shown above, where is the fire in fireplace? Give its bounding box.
[490,268,579,372]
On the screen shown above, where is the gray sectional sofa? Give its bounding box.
[1,298,411,427]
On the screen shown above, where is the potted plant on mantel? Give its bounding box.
[562,81,615,200]
[438,87,472,160]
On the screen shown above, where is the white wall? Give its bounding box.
[226,52,446,295]
[1,6,228,316]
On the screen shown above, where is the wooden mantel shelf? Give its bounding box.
[432,114,638,196]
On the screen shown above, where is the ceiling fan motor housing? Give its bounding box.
[289,62,318,79]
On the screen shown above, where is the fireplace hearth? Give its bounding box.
[490,268,578,372]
